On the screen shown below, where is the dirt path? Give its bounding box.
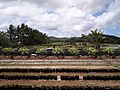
[0,80,120,86]
[0,59,120,65]
[0,65,115,69]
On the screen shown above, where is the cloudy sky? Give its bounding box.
[0,0,120,37]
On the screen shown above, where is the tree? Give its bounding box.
[7,23,50,46]
[88,29,105,49]
[0,32,12,47]
[7,24,17,43]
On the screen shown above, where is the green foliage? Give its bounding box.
[118,46,120,50]
[68,47,80,55]
[52,48,64,55]
[0,46,3,51]
[88,29,104,49]
[0,32,13,47]
[103,47,115,55]
[2,47,13,52]
[36,48,47,55]
[7,23,50,46]
[86,47,98,55]
[18,48,29,55]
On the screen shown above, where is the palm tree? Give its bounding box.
[88,29,105,49]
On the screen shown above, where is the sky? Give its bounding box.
[0,0,120,37]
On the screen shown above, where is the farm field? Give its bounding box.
[0,61,120,90]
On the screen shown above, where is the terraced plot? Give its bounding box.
[0,59,120,90]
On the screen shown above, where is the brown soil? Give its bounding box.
[0,55,120,60]
[0,80,120,86]
[0,66,114,69]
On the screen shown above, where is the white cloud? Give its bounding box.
[0,0,120,37]
[95,0,120,28]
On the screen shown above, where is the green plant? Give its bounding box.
[2,47,13,53]
[18,48,29,55]
[68,47,80,56]
[86,47,98,58]
[117,46,120,51]
[52,47,64,59]
[0,46,3,49]
[103,47,115,54]
[103,47,115,58]
[88,29,105,49]
[36,48,47,55]
[52,48,64,55]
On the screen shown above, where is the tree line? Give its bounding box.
[0,23,49,47]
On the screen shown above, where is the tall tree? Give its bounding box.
[0,32,12,47]
[7,24,16,43]
[7,23,49,46]
[88,29,105,49]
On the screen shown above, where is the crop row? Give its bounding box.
[0,68,120,73]
[61,75,79,80]
[0,75,57,80]
[0,75,120,80]
[0,85,120,90]
[83,75,120,80]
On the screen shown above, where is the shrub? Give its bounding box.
[52,47,64,55]
[52,47,64,58]
[68,47,80,56]
[36,48,47,55]
[18,47,30,55]
[1,47,13,55]
[86,47,98,58]
[0,46,3,51]
[2,47,13,52]
[103,47,115,55]
[103,47,115,58]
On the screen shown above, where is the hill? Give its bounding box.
[49,34,120,44]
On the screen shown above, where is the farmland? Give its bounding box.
[0,27,120,89]
[0,61,120,90]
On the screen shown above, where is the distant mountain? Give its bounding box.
[103,34,120,44]
[49,34,120,44]
[49,36,70,42]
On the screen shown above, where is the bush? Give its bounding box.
[103,47,115,55]
[52,47,64,55]
[103,47,115,58]
[86,47,98,58]
[52,47,64,58]
[0,46,3,51]
[68,47,80,56]
[1,47,13,55]
[18,47,30,55]
[36,48,47,55]
[2,47,13,52]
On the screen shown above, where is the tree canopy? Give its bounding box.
[0,23,49,47]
